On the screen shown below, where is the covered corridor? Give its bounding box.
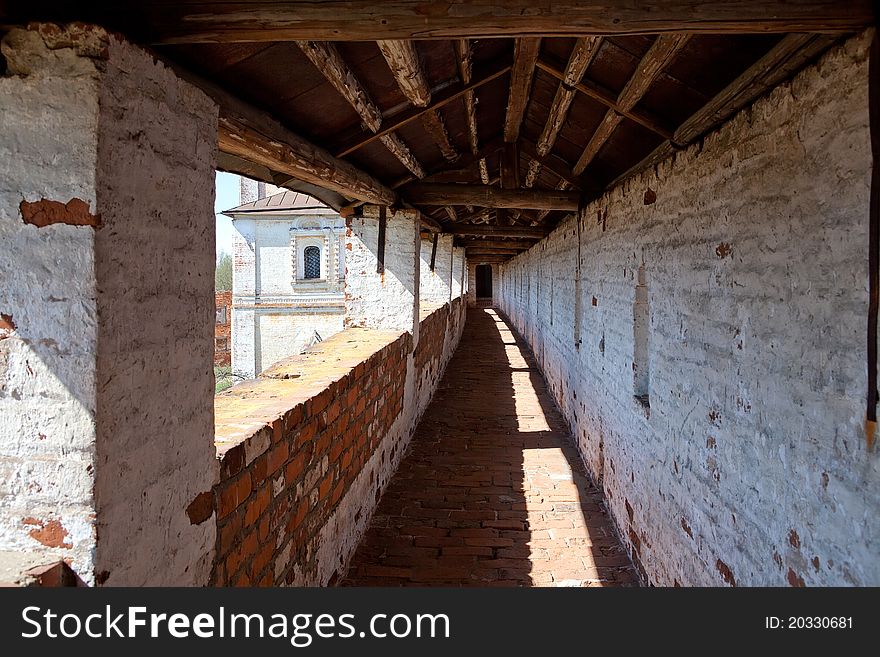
[342,308,637,586]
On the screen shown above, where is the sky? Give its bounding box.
[215,171,239,258]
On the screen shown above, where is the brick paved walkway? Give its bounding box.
[341,307,638,587]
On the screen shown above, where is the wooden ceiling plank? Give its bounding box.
[573,34,690,175]
[504,37,542,143]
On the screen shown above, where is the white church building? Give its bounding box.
[224,182,346,378]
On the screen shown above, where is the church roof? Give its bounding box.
[223,190,336,217]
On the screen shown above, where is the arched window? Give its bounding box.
[303,245,321,279]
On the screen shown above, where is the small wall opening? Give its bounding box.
[633,262,650,411]
[476,264,493,299]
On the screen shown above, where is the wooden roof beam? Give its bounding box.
[403,183,581,211]
[536,59,673,139]
[536,37,603,157]
[168,62,396,206]
[504,38,542,143]
[378,39,460,162]
[454,38,490,184]
[297,40,425,178]
[452,225,548,239]
[573,34,691,176]
[115,2,874,43]
[335,62,510,158]
[608,33,835,190]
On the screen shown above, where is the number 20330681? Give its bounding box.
[765,617,852,630]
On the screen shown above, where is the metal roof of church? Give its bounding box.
[223,190,336,217]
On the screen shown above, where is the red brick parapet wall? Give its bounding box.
[211,298,465,585]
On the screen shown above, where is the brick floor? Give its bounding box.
[341,307,638,587]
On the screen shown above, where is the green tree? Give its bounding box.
[215,251,233,291]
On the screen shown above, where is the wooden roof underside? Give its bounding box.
[2,2,873,260]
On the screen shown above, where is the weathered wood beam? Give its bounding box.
[168,62,396,206]
[462,239,537,248]
[535,180,572,224]
[335,63,510,157]
[536,37,602,157]
[504,38,542,143]
[404,183,581,211]
[109,2,873,43]
[536,59,672,139]
[607,34,835,190]
[297,40,425,178]
[524,159,542,189]
[402,137,504,187]
[451,225,548,239]
[297,40,382,132]
[377,40,431,107]
[467,247,528,254]
[573,34,690,175]
[445,206,458,223]
[519,139,601,194]
[454,38,489,186]
[218,117,393,205]
[421,110,459,161]
[501,142,520,189]
[377,39,459,162]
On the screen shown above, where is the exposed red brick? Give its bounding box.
[24,518,72,549]
[788,529,800,549]
[787,568,805,587]
[20,197,101,228]
[0,313,16,339]
[186,491,214,525]
[716,559,737,587]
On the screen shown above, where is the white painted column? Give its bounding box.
[419,234,454,307]
[232,218,258,379]
[0,25,218,585]
[344,207,420,339]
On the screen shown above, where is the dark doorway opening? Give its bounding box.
[476,264,493,299]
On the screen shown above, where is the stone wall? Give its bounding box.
[497,31,880,586]
[212,297,466,585]
[0,25,218,585]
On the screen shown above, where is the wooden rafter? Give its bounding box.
[536,37,603,157]
[535,59,672,139]
[378,39,460,162]
[524,158,543,189]
[450,225,548,239]
[403,183,581,211]
[504,38,542,143]
[297,40,425,178]
[377,40,431,107]
[607,33,835,189]
[454,38,490,184]
[335,63,510,157]
[535,180,572,224]
[168,62,396,206]
[573,34,691,176]
[105,2,874,43]
[219,116,395,205]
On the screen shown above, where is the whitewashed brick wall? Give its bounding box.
[498,31,879,586]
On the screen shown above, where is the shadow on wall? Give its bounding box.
[341,307,637,586]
